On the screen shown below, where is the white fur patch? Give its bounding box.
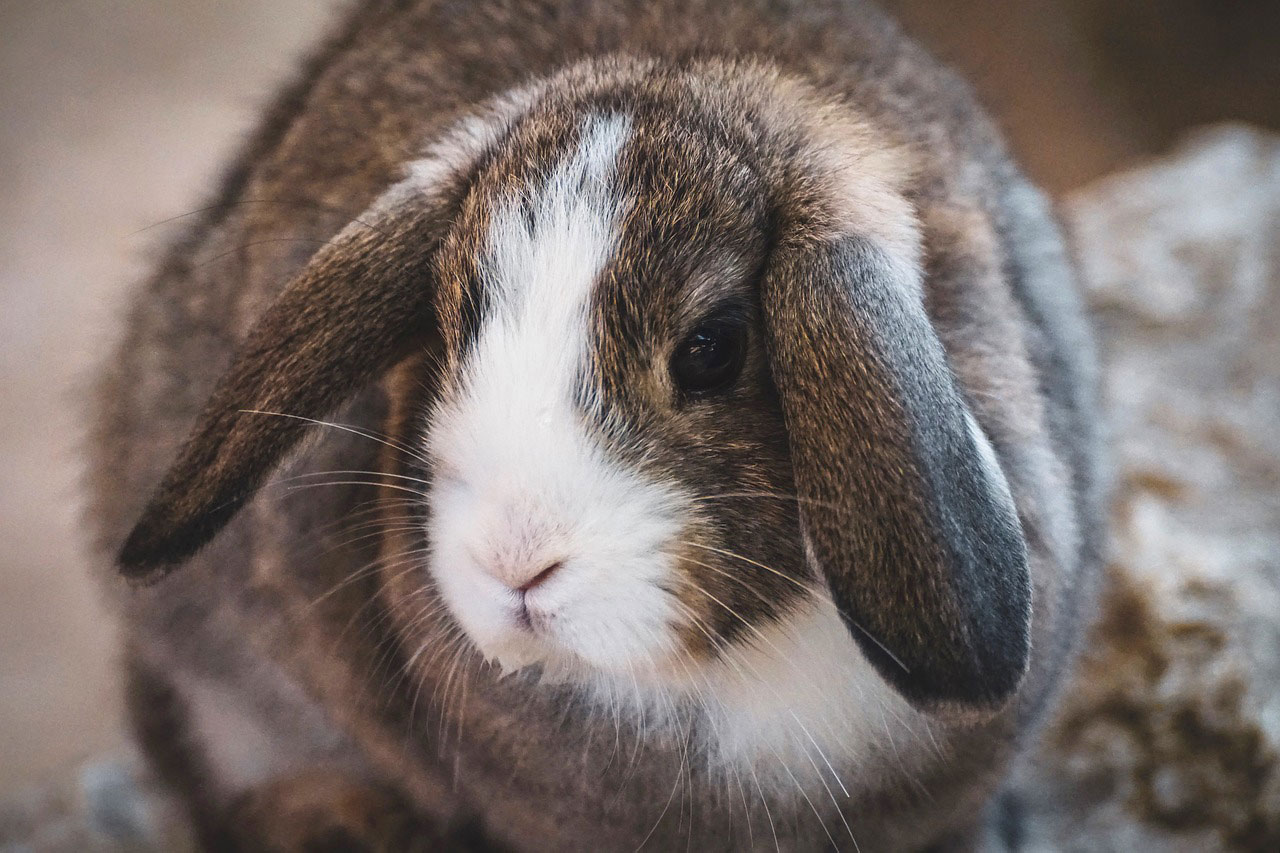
[694,597,931,791]
[184,677,289,792]
[426,113,692,677]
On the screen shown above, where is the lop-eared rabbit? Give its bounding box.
[89,0,1103,849]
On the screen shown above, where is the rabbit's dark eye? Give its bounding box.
[671,317,747,397]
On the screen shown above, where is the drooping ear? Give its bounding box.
[117,180,456,580]
[761,232,1032,715]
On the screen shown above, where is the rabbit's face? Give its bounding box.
[424,107,809,688]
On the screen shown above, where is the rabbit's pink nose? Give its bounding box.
[514,559,563,593]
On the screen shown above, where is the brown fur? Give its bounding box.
[87,1,1103,849]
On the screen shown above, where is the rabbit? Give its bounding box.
[87,0,1105,849]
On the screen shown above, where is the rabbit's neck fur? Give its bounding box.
[406,588,930,792]
[661,596,929,786]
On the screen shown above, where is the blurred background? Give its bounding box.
[2,0,1278,847]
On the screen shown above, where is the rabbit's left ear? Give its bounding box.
[116,181,453,580]
[761,232,1032,715]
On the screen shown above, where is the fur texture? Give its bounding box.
[88,1,1104,850]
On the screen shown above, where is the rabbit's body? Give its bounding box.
[89,1,1103,849]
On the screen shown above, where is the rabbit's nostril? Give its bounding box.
[517,559,563,593]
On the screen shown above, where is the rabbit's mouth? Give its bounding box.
[432,549,689,682]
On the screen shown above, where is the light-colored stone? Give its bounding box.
[1020,125,1280,851]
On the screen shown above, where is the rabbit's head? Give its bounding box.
[118,60,1030,721]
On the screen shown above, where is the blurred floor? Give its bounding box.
[0,0,340,798]
[1,0,1278,805]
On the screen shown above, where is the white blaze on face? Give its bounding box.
[425,113,687,678]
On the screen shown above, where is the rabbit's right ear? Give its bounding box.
[761,230,1032,716]
[117,178,462,580]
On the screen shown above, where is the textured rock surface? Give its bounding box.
[2,125,1277,851]
[1020,125,1280,851]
